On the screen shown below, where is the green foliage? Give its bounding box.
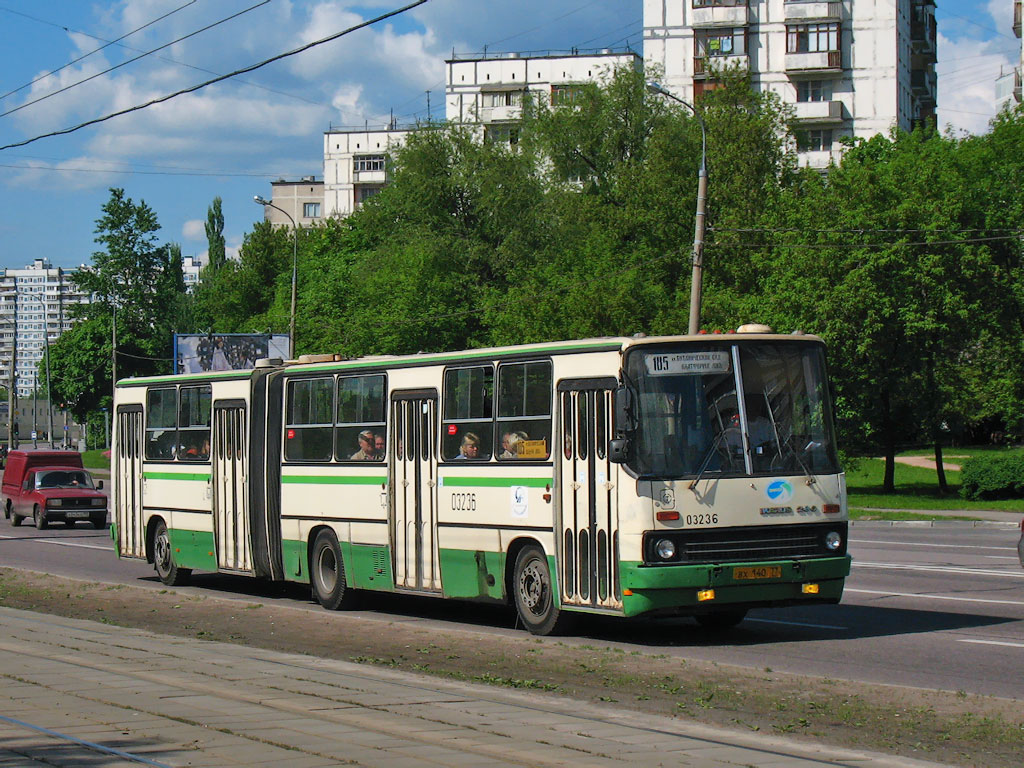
[205,196,226,271]
[959,454,1024,500]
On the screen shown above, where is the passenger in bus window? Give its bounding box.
[452,432,481,460]
[500,430,529,459]
[374,433,386,459]
[350,430,377,461]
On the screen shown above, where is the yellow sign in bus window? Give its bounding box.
[517,439,548,459]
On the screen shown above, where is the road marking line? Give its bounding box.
[853,561,1024,578]
[957,639,1024,649]
[846,588,1024,607]
[850,539,1014,552]
[748,618,848,630]
[0,534,110,551]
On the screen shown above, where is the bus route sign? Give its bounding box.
[644,351,730,376]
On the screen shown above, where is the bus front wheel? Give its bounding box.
[513,545,574,636]
[310,529,358,611]
[153,520,191,586]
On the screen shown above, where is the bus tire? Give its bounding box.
[33,505,48,530]
[311,529,358,611]
[153,520,191,586]
[696,609,747,630]
[512,545,574,636]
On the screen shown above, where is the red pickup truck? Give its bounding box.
[2,450,108,529]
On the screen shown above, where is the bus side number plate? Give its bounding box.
[733,566,782,581]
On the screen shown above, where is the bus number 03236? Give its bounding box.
[452,493,477,511]
[686,513,718,526]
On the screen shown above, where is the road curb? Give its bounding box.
[850,519,1018,529]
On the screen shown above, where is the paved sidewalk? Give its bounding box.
[0,607,948,768]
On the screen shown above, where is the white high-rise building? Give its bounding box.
[0,259,91,399]
[318,49,640,218]
[643,0,938,168]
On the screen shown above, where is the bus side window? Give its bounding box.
[145,388,177,460]
[179,385,211,461]
[285,377,334,462]
[336,374,387,462]
[442,366,493,460]
[496,361,552,460]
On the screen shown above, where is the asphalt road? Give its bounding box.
[2,520,1021,700]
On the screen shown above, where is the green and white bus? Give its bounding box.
[112,328,850,634]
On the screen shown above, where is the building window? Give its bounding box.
[695,27,747,57]
[303,202,321,218]
[551,84,586,106]
[796,128,833,152]
[356,186,382,206]
[353,154,385,173]
[484,123,520,145]
[480,90,524,108]
[796,80,832,102]
[693,0,745,6]
[787,23,840,54]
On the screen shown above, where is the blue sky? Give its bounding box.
[0,0,1016,270]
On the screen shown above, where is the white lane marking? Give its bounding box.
[0,534,110,552]
[846,588,1024,607]
[983,556,1019,561]
[748,618,848,630]
[850,539,1014,552]
[957,639,1024,649]
[853,561,1024,578]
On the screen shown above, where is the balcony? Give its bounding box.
[692,3,749,27]
[911,68,937,97]
[996,68,1023,105]
[784,1,842,22]
[792,100,844,124]
[911,7,937,55]
[785,50,842,74]
[1015,0,1022,38]
[694,54,749,79]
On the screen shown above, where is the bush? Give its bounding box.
[959,454,1024,500]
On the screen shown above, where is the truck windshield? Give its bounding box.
[623,341,840,479]
[36,470,94,490]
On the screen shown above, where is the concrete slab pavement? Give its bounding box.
[0,607,950,768]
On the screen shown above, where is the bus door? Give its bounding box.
[212,401,251,573]
[557,379,622,611]
[115,404,145,558]
[389,391,440,592]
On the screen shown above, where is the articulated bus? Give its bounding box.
[111,328,850,635]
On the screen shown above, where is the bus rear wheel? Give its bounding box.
[513,545,574,636]
[153,520,191,586]
[311,529,358,610]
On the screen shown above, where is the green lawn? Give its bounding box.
[846,447,1024,513]
[81,449,110,470]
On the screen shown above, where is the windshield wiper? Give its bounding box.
[688,429,730,493]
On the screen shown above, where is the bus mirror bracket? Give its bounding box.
[608,438,630,464]
[614,385,635,432]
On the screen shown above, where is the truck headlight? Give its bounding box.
[92,498,105,507]
[825,531,842,551]
[47,499,63,507]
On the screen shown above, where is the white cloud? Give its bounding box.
[183,219,205,240]
[935,32,1015,136]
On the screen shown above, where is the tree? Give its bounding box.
[48,188,181,419]
[205,196,226,271]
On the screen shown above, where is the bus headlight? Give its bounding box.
[655,539,676,560]
[824,531,842,551]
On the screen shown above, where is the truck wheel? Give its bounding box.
[153,520,191,586]
[91,516,108,530]
[512,545,575,636]
[33,505,48,530]
[310,529,358,610]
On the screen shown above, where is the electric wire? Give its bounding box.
[0,0,197,103]
[0,0,431,153]
[0,1,272,119]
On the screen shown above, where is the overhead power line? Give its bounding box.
[1,1,271,119]
[0,0,197,103]
[0,0,431,153]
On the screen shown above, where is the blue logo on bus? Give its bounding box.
[766,480,793,502]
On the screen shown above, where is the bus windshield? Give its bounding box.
[624,341,840,479]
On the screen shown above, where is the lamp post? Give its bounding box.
[253,195,298,358]
[646,80,708,335]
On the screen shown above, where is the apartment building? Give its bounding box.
[995,0,1022,110]
[318,48,640,218]
[265,176,326,226]
[643,0,938,167]
[0,258,90,399]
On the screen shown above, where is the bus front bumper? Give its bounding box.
[618,555,851,618]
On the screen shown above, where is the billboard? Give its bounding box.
[174,334,290,374]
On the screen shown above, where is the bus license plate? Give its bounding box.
[66,511,89,519]
[733,566,781,580]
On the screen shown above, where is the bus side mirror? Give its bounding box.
[608,438,630,464]
[614,386,635,432]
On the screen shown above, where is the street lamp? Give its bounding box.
[646,80,708,335]
[253,195,298,359]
